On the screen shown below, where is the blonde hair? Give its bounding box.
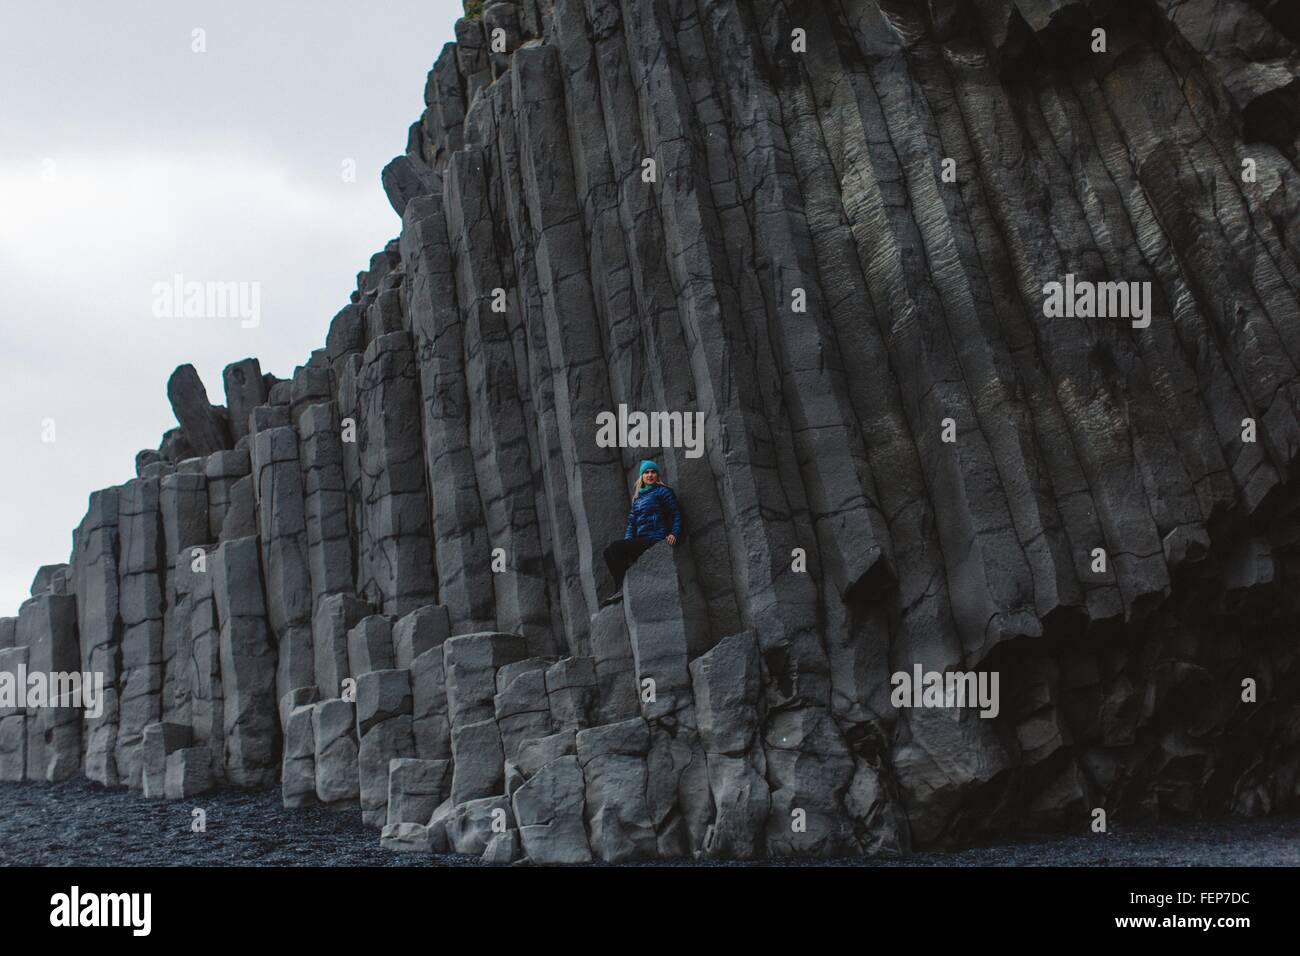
[633,469,662,499]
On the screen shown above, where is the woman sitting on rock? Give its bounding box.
[602,460,682,603]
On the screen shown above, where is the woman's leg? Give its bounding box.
[603,538,656,590]
[604,539,634,589]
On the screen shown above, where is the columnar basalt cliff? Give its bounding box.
[4,0,1300,862]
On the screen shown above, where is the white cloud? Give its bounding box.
[0,147,399,615]
[0,0,462,618]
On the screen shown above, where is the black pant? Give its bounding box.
[604,538,656,589]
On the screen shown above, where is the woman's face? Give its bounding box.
[642,469,659,484]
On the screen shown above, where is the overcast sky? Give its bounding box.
[0,0,463,616]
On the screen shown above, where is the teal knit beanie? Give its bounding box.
[638,460,659,478]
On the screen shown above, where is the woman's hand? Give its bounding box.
[666,534,677,546]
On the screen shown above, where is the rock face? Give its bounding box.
[5,0,1300,863]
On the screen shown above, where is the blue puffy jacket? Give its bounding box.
[625,484,683,541]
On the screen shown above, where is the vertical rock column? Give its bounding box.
[487,79,592,658]
[204,449,251,541]
[17,594,81,782]
[444,632,526,806]
[297,401,356,614]
[187,544,225,784]
[167,364,231,458]
[281,687,320,808]
[356,332,437,617]
[212,536,279,786]
[160,464,208,727]
[0,617,25,780]
[251,413,314,726]
[512,45,630,613]
[583,0,745,642]
[400,195,498,634]
[444,148,555,652]
[688,630,769,859]
[222,358,267,444]
[71,488,122,785]
[618,0,829,704]
[355,668,415,827]
[407,605,455,761]
[621,543,712,856]
[115,476,166,791]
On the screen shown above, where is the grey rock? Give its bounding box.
[203,448,251,541]
[218,475,257,541]
[544,656,598,732]
[326,302,365,373]
[251,422,313,713]
[135,449,161,476]
[410,644,452,760]
[382,155,428,218]
[380,821,433,853]
[297,401,354,610]
[281,702,317,808]
[29,564,68,597]
[426,796,453,852]
[622,544,704,721]
[589,604,638,724]
[512,755,592,864]
[355,668,412,737]
[163,746,213,799]
[358,714,415,827]
[312,698,359,805]
[313,592,370,700]
[222,358,266,443]
[443,632,527,730]
[160,470,207,726]
[141,721,192,799]
[399,194,498,636]
[576,718,657,862]
[495,665,552,761]
[356,332,437,615]
[480,828,521,865]
[167,364,230,457]
[386,757,451,826]
[392,604,450,670]
[0,646,28,717]
[267,383,292,408]
[70,487,123,787]
[515,730,577,779]
[690,630,762,756]
[158,428,194,464]
[450,717,505,804]
[8,0,1300,865]
[18,594,81,783]
[0,715,26,782]
[689,631,768,858]
[187,549,224,784]
[212,536,278,787]
[290,365,332,429]
[115,477,164,791]
[348,615,395,677]
[446,795,512,856]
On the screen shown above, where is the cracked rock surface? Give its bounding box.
[4,0,1300,863]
